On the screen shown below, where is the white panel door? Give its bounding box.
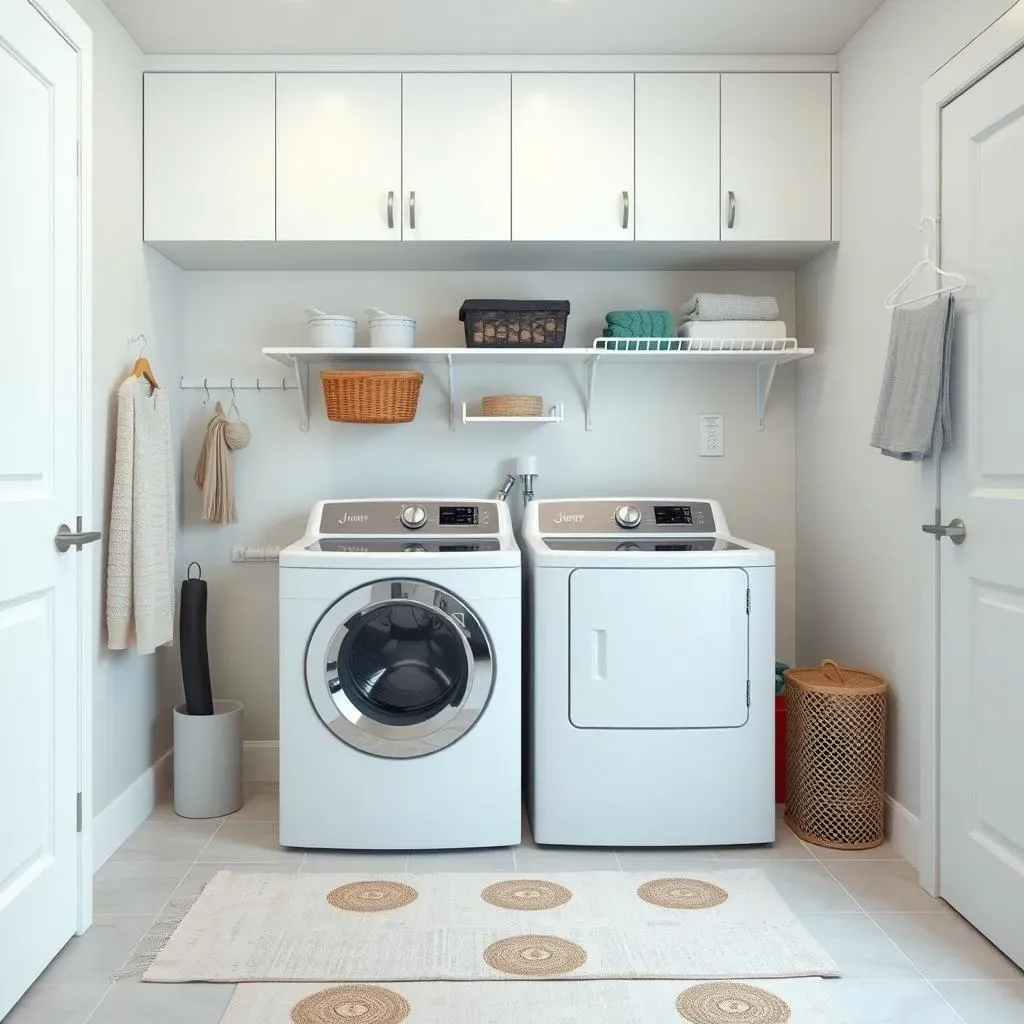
[512,74,634,241]
[939,46,1024,969]
[569,568,749,729]
[720,73,832,242]
[403,73,511,241]
[144,73,275,241]
[635,74,720,242]
[0,0,86,1014]
[277,74,401,241]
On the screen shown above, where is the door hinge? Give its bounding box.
[76,139,81,177]
[76,792,83,833]
[746,680,751,708]
[746,589,751,615]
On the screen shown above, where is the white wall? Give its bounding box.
[69,0,184,818]
[795,0,1015,825]
[179,269,797,743]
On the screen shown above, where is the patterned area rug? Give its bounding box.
[220,978,852,1023]
[143,870,838,983]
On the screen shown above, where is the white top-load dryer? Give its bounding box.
[523,498,775,847]
[279,499,521,850]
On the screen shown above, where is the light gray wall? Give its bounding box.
[795,0,1016,822]
[179,269,798,742]
[70,0,185,816]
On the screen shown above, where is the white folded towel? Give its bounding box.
[678,321,788,340]
[680,294,780,322]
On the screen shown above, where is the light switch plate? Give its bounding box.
[699,414,725,457]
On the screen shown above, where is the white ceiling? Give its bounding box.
[103,0,884,56]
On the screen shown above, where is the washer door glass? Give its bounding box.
[306,579,494,759]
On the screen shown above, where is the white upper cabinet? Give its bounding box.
[635,74,721,242]
[277,74,401,241]
[720,73,832,242]
[144,73,276,242]
[512,74,635,242]
[403,74,511,241]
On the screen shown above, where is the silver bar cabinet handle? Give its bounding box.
[621,190,630,230]
[727,190,737,230]
[921,518,967,545]
[55,515,102,554]
[386,190,394,230]
[409,190,416,231]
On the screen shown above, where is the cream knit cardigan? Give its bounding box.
[106,377,176,653]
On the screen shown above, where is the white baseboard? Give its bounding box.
[92,748,173,871]
[885,795,920,869]
[244,740,280,783]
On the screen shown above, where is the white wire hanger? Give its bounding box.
[885,216,966,310]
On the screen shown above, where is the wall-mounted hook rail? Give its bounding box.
[180,376,297,393]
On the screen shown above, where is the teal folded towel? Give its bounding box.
[604,310,675,338]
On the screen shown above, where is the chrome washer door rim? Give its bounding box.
[305,579,495,759]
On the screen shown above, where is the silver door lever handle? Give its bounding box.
[55,516,102,553]
[921,518,966,544]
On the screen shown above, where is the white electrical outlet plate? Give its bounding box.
[699,414,725,457]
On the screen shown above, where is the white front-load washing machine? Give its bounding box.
[523,498,775,847]
[279,499,521,850]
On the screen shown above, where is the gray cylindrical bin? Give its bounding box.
[173,700,244,818]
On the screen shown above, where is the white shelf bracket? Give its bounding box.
[584,355,601,431]
[288,356,310,432]
[756,360,779,431]
[447,354,456,432]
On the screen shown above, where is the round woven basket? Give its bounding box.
[481,394,544,417]
[320,371,423,424]
[784,660,888,850]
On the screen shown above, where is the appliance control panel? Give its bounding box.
[318,501,499,535]
[538,500,717,534]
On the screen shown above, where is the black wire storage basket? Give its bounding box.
[459,300,570,348]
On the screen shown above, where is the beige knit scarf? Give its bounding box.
[193,402,249,524]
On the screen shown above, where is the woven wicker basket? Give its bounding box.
[784,660,888,850]
[320,371,423,424]
[481,394,544,417]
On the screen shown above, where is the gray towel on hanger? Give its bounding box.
[679,293,780,322]
[871,296,955,461]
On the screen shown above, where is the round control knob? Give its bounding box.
[617,542,642,552]
[403,542,427,553]
[400,505,427,530]
[615,504,642,529]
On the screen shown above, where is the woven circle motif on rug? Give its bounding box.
[637,877,729,911]
[483,934,588,977]
[290,985,411,1024]
[675,983,792,1024]
[325,881,418,913]
[481,879,574,911]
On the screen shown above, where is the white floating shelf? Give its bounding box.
[262,344,813,432]
[462,402,565,425]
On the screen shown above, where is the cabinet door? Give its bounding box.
[635,74,720,241]
[144,73,275,242]
[721,73,832,242]
[512,74,634,241]
[277,74,401,241]
[403,74,511,241]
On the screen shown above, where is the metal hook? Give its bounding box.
[256,377,262,392]
[282,377,287,392]
[203,378,210,405]
[129,334,148,355]
[229,377,240,419]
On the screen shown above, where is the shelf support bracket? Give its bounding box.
[447,354,456,432]
[756,360,779,431]
[584,355,601,431]
[290,356,310,432]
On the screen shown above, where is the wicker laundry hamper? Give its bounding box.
[784,660,888,850]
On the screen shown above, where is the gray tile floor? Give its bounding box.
[6,786,1022,1023]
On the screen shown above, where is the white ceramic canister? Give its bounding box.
[306,309,357,348]
[367,307,416,348]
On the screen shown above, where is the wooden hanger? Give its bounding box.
[129,335,159,392]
